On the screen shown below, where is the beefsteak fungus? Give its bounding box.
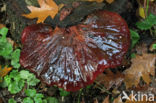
[20,10,130,91]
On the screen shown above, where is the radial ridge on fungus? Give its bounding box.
[20,10,130,91]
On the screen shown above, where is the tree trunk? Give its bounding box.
[6,0,130,41]
[6,0,36,41]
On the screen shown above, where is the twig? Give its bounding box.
[94,81,111,94]
[146,0,150,16]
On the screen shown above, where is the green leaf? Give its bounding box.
[152,44,156,50]
[146,13,156,24]
[0,79,8,88]
[86,85,91,89]
[9,70,18,78]
[4,75,11,86]
[13,74,21,82]
[130,30,140,48]
[27,74,40,86]
[25,89,37,97]
[0,76,2,82]
[0,27,8,42]
[8,79,25,94]
[59,88,70,96]
[136,20,152,30]
[3,70,25,94]
[131,53,136,58]
[19,70,30,79]
[0,42,13,58]
[46,97,58,103]
[8,98,17,103]
[136,13,156,30]
[35,93,44,98]
[4,70,40,94]
[20,70,40,86]
[34,97,43,103]
[0,27,13,58]
[23,97,34,103]
[43,99,47,103]
[34,93,44,103]
[11,49,21,68]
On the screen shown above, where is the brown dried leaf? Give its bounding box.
[95,69,124,90]
[0,24,5,29]
[7,38,15,47]
[102,96,109,103]
[0,66,12,82]
[113,96,123,103]
[22,0,63,23]
[124,47,156,89]
[106,0,114,4]
[94,98,99,103]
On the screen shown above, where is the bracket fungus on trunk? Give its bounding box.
[20,10,130,91]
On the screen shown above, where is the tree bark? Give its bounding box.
[6,0,36,41]
[6,0,129,41]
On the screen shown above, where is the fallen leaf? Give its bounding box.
[81,98,85,103]
[94,98,99,103]
[0,24,5,29]
[124,44,156,89]
[7,38,15,46]
[106,0,114,4]
[22,0,63,23]
[95,69,124,90]
[102,96,109,103]
[137,0,156,18]
[113,96,123,103]
[0,66,12,81]
[139,7,146,19]
[112,88,120,95]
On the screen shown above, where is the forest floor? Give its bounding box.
[0,0,156,103]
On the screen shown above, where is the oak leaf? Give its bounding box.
[124,46,156,89]
[0,66,12,81]
[22,0,63,23]
[95,69,124,90]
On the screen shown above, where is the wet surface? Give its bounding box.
[20,10,130,91]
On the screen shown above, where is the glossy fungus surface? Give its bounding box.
[20,10,130,91]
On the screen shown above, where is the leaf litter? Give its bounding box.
[124,43,156,89]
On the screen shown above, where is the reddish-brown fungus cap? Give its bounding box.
[20,10,130,91]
